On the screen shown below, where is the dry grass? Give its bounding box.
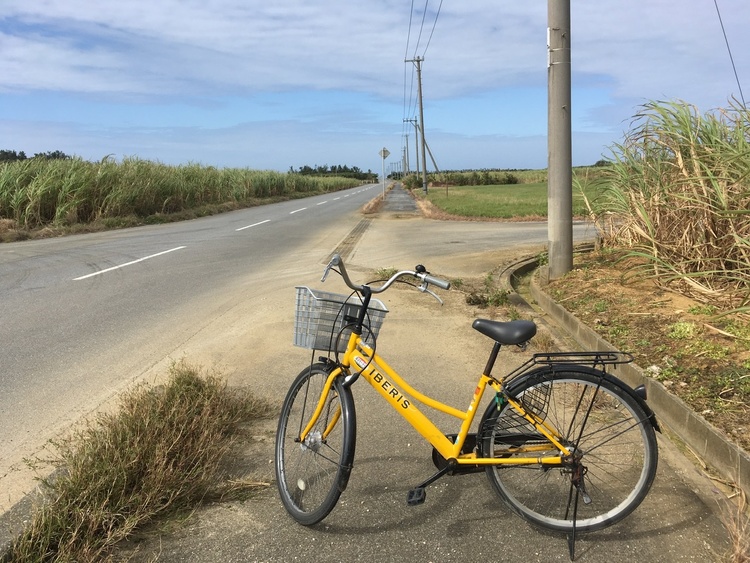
[361,193,384,214]
[721,493,750,563]
[2,362,275,563]
[594,99,750,309]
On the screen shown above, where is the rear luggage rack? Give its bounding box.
[505,351,633,383]
[531,351,633,366]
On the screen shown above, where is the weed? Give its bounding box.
[593,300,608,313]
[3,361,275,562]
[466,293,489,307]
[532,331,555,353]
[668,321,699,340]
[606,323,630,339]
[724,321,750,345]
[466,289,509,309]
[685,341,729,360]
[688,304,716,316]
[506,306,522,321]
[373,267,399,281]
[719,499,750,563]
[488,289,509,307]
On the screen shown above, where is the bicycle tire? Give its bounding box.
[480,366,657,533]
[275,363,356,525]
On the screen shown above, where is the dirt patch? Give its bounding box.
[546,249,750,452]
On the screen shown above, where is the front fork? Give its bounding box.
[298,365,344,444]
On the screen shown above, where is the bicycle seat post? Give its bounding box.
[483,341,502,378]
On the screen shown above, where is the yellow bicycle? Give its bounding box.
[275,254,658,554]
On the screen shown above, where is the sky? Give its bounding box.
[1,1,749,174]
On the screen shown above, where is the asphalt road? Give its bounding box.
[0,184,381,513]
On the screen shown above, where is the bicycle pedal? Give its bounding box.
[407,487,426,506]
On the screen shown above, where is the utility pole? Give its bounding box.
[404,118,420,181]
[547,0,573,279]
[406,56,429,194]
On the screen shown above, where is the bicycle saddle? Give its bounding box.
[472,319,537,345]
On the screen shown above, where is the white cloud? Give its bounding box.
[1,1,748,169]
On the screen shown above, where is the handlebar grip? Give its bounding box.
[424,274,450,290]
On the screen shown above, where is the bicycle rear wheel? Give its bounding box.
[481,366,657,533]
[275,363,356,525]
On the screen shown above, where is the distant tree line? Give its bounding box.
[429,169,521,186]
[289,164,377,182]
[1,150,72,162]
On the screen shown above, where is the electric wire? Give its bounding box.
[402,0,416,141]
[403,0,422,153]
[412,0,430,59]
[402,1,443,162]
[421,0,443,58]
[713,0,745,106]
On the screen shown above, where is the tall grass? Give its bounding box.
[0,157,362,231]
[594,99,750,305]
[2,362,275,562]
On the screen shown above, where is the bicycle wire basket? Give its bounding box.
[293,286,389,353]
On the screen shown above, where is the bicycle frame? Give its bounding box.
[299,331,572,467]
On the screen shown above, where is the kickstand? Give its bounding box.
[567,528,576,561]
[566,487,580,561]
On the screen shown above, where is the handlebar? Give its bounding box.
[321,254,450,295]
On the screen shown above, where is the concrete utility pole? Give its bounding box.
[404,118,420,180]
[406,57,429,194]
[547,0,573,279]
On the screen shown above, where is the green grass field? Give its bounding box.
[424,180,603,218]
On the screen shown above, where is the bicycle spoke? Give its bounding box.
[275,365,356,525]
[482,369,657,533]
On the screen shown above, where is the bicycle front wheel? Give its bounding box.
[481,367,657,533]
[275,363,356,525]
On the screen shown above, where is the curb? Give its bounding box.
[503,256,750,502]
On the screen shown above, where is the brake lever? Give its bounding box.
[321,263,333,283]
[321,255,341,282]
[418,282,444,305]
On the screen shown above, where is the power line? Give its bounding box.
[713,0,745,105]
[402,0,443,168]
[403,0,417,140]
[403,1,423,147]
[412,0,430,59]
[421,0,443,57]
[404,0,416,61]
